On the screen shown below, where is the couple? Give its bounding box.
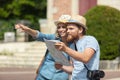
[15,15,100,80]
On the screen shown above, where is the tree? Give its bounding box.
[0,0,47,40]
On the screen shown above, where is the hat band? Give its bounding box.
[67,19,87,29]
[68,19,78,22]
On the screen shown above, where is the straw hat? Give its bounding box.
[66,15,87,29]
[54,15,71,26]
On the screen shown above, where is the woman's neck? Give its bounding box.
[61,37,67,45]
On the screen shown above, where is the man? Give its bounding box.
[55,15,100,80]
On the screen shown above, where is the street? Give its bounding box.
[0,67,120,80]
[0,67,36,80]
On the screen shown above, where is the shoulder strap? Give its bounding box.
[74,42,89,71]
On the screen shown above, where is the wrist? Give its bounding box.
[64,46,69,53]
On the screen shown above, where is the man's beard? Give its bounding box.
[66,34,79,43]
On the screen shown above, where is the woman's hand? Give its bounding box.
[15,24,29,32]
[55,63,63,70]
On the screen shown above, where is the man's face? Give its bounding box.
[57,23,67,38]
[66,23,81,42]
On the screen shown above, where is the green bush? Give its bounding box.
[84,5,120,60]
[0,20,15,40]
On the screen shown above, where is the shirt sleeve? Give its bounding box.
[35,31,56,42]
[86,36,99,52]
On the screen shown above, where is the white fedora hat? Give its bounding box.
[66,15,87,29]
[54,15,71,26]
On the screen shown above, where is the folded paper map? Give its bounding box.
[44,39,71,66]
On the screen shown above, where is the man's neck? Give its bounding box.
[74,35,84,43]
[79,34,84,39]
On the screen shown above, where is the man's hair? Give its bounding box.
[76,24,86,35]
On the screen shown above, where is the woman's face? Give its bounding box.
[57,23,67,38]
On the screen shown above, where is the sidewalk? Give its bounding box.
[101,70,120,80]
[107,78,120,80]
[0,67,120,80]
[0,67,36,80]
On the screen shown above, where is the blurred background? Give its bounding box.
[0,0,120,80]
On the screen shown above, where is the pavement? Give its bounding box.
[101,70,120,80]
[0,67,120,80]
[107,78,120,80]
[0,67,36,80]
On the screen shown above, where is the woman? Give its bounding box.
[15,15,71,80]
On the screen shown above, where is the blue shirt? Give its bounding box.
[70,36,100,80]
[36,32,69,80]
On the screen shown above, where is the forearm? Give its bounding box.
[16,24,38,38]
[64,47,81,61]
[62,65,73,74]
[25,27,38,38]
[55,42,94,63]
[64,47,92,63]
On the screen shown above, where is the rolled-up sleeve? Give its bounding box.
[35,31,56,42]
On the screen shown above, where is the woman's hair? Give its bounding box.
[55,30,60,38]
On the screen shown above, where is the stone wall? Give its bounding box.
[100,57,120,70]
[0,41,46,68]
[0,42,120,69]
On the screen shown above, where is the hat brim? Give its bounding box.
[54,21,66,26]
[66,22,87,29]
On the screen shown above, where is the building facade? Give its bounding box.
[41,0,120,33]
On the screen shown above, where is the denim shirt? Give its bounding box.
[36,32,69,80]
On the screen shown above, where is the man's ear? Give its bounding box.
[78,27,83,34]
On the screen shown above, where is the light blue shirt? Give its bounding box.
[70,36,100,80]
[36,32,69,80]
